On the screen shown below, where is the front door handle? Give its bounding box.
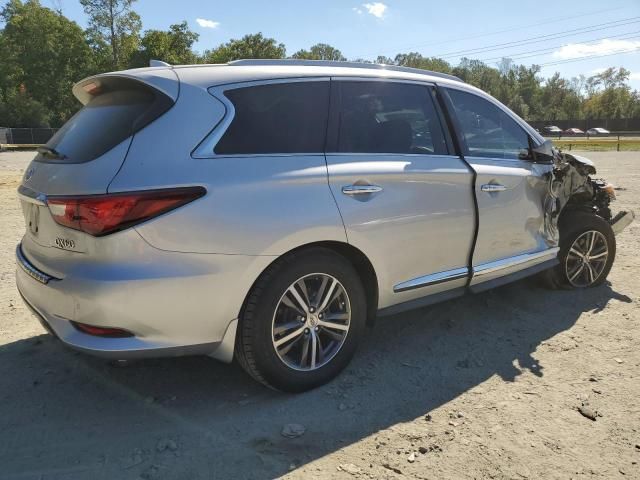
[481,183,507,193]
[342,184,383,195]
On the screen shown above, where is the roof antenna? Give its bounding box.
[150,59,171,67]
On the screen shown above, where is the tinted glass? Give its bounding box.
[447,89,530,160]
[335,81,448,155]
[215,81,329,154]
[42,89,159,163]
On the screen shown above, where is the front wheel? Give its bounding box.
[235,248,366,392]
[541,211,616,289]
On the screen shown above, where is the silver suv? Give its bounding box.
[16,60,634,392]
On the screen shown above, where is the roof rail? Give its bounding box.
[227,59,462,82]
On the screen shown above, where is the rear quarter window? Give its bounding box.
[214,81,330,155]
[38,78,173,164]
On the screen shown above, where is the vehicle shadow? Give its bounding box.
[0,280,631,480]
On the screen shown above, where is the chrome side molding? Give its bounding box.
[394,266,469,293]
[472,247,559,280]
[394,248,560,294]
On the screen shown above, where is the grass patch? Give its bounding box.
[552,140,640,152]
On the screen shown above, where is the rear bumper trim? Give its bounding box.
[16,244,57,284]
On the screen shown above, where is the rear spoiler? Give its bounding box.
[72,68,180,106]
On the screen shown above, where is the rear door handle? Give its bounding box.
[342,184,383,195]
[481,184,507,193]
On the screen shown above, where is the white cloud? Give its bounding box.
[631,72,640,81]
[352,7,363,14]
[552,39,640,59]
[196,18,220,29]
[362,2,387,18]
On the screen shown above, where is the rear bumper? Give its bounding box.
[15,240,273,361]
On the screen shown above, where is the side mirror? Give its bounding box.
[518,148,532,160]
[530,139,554,164]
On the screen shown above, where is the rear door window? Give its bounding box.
[446,88,530,160]
[214,81,329,155]
[332,81,448,155]
[40,79,172,164]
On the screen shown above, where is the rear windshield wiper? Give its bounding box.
[37,146,67,160]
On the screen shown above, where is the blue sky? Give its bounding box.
[52,0,640,88]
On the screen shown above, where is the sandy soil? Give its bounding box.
[0,151,639,480]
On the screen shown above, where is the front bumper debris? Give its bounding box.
[611,210,635,235]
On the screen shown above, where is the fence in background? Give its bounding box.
[0,127,59,146]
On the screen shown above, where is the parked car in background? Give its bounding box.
[15,60,635,392]
[543,125,562,134]
[587,127,610,135]
[563,128,584,135]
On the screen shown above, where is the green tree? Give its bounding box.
[0,0,93,126]
[292,43,346,61]
[583,68,638,119]
[131,21,199,67]
[201,33,286,63]
[80,0,141,70]
[0,92,50,127]
[393,52,452,74]
[453,58,501,96]
[375,55,394,65]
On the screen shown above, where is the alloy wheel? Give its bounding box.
[565,230,609,287]
[271,273,351,371]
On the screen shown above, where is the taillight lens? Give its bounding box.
[47,187,206,236]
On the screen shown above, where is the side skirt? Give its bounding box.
[468,258,558,294]
[378,286,466,317]
[378,257,558,317]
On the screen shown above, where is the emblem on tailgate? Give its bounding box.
[54,237,76,250]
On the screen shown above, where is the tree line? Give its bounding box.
[1,0,639,128]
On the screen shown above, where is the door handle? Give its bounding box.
[481,183,507,193]
[342,184,383,195]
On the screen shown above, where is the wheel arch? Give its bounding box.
[239,241,379,327]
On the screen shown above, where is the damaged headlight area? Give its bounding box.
[542,148,635,246]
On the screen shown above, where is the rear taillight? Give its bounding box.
[47,187,205,236]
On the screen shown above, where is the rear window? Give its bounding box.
[38,79,172,163]
[214,81,329,155]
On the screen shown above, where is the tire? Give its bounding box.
[235,247,367,392]
[540,211,616,290]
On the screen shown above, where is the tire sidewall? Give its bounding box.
[243,250,366,392]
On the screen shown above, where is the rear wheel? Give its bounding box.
[540,212,616,289]
[235,248,366,392]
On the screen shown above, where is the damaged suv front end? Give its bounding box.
[539,140,635,288]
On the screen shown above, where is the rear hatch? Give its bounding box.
[19,70,177,270]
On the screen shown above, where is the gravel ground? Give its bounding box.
[0,151,639,480]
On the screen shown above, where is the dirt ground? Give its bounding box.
[0,151,639,480]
